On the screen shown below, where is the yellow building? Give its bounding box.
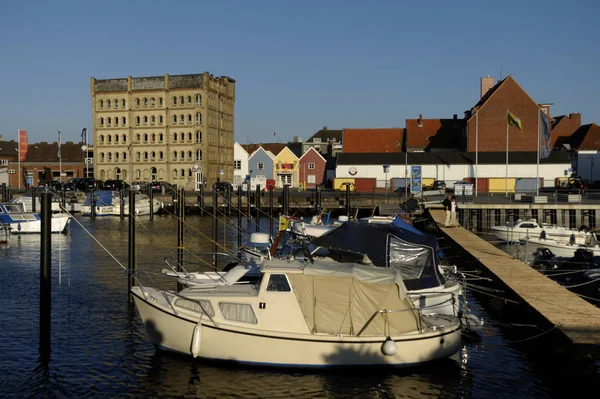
[90,73,235,190]
[273,147,299,187]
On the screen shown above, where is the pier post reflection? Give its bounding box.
[39,192,51,363]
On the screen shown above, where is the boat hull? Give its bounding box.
[10,214,71,234]
[131,287,461,367]
[491,227,542,242]
[525,238,600,257]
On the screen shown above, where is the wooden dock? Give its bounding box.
[430,209,600,354]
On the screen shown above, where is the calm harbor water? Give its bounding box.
[1,214,599,398]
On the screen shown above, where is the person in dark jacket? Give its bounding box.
[442,194,452,227]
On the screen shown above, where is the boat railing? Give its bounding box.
[356,308,424,337]
[133,270,219,327]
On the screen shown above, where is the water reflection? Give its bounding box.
[0,214,598,397]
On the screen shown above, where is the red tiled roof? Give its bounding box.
[405,118,465,149]
[342,128,403,153]
[242,143,287,157]
[573,124,600,150]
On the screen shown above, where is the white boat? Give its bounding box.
[0,203,71,234]
[524,235,600,258]
[491,219,588,243]
[289,215,348,239]
[132,259,462,367]
[82,190,163,216]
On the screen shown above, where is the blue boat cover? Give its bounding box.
[83,190,114,206]
[310,221,444,290]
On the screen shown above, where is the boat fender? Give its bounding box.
[191,323,202,358]
[381,338,397,356]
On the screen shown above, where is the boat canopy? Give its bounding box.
[83,190,114,206]
[310,221,444,290]
[284,260,419,336]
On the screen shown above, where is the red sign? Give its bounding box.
[18,129,28,162]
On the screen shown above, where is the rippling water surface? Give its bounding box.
[0,214,598,398]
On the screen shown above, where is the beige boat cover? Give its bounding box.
[287,261,421,336]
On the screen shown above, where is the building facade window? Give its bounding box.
[122,134,127,143]
[188,114,192,123]
[100,117,104,126]
[308,162,315,169]
[151,97,155,106]
[151,116,155,125]
[143,134,148,142]
[188,151,192,161]
[173,169,178,178]
[136,152,141,161]
[196,131,202,143]
[144,98,148,107]
[107,117,112,126]
[107,100,111,108]
[234,160,241,170]
[159,133,164,142]
[196,113,202,124]
[180,132,185,142]
[114,99,118,109]
[122,117,126,125]
[179,96,184,104]
[172,133,177,142]
[159,115,163,124]
[173,151,177,161]
[172,96,177,105]
[187,96,192,105]
[196,150,202,160]
[195,94,201,106]
[143,116,148,124]
[136,116,140,126]
[122,99,126,107]
[159,97,163,106]
[188,132,192,141]
[100,135,105,144]
[100,100,104,108]
[257,163,264,170]
[173,115,177,124]
[136,98,140,107]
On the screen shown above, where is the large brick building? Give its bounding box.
[466,76,542,152]
[90,73,235,190]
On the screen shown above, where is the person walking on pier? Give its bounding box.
[450,195,458,227]
[442,194,452,227]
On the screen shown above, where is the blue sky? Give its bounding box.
[0,0,598,144]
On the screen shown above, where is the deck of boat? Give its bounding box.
[430,209,600,354]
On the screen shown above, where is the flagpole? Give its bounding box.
[536,110,540,196]
[506,109,509,197]
[58,129,62,184]
[475,112,478,197]
[17,129,20,190]
[86,129,89,178]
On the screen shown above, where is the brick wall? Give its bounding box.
[343,128,403,153]
[467,77,540,152]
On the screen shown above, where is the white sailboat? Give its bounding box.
[491,218,588,243]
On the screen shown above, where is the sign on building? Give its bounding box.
[410,166,422,193]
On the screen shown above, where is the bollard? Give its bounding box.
[316,186,322,210]
[345,183,351,217]
[1,183,5,202]
[226,187,232,216]
[255,184,261,232]
[283,184,290,215]
[128,190,136,300]
[177,188,185,291]
[199,184,204,217]
[148,187,154,220]
[171,184,178,216]
[39,192,52,362]
[90,188,96,219]
[269,186,274,237]
[32,187,37,213]
[237,186,242,250]
[120,189,125,220]
[212,189,218,268]
[246,186,252,223]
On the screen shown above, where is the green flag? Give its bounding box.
[507,111,523,131]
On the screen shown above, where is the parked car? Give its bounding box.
[102,179,130,191]
[213,181,233,192]
[65,177,93,192]
[149,181,173,193]
[86,178,103,190]
[131,181,150,191]
[432,180,446,191]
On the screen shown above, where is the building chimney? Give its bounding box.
[464,110,472,119]
[418,114,423,127]
[322,126,327,131]
[453,114,457,120]
[480,76,495,99]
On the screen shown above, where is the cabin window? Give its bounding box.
[219,303,257,324]
[266,274,291,292]
[175,299,214,316]
[520,223,536,229]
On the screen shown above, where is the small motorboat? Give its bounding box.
[491,218,588,243]
[132,258,462,367]
[524,234,600,258]
[0,203,71,234]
